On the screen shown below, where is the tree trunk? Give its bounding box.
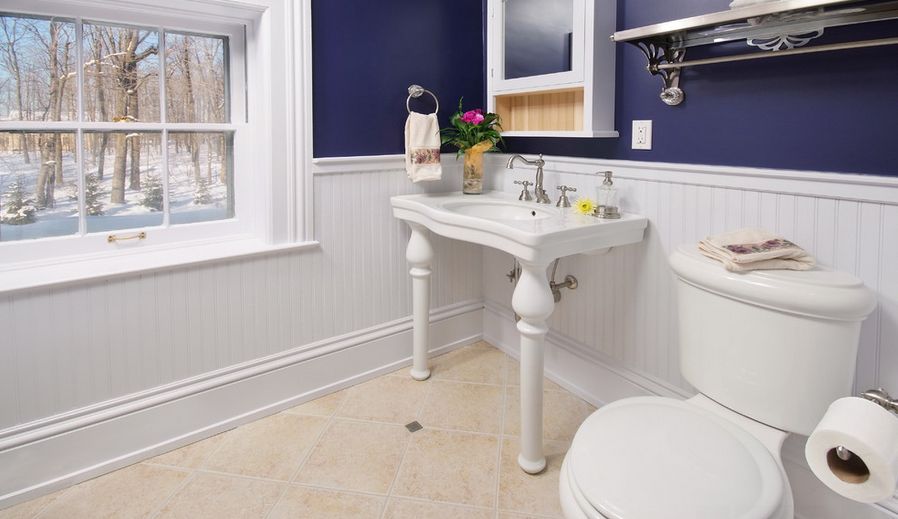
[218,136,227,183]
[52,30,70,185]
[206,135,212,181]
[35,23,61,205]
[111,133,127,203]
[97,133,108,179]
[36,135,55,208]
[1,19,31,163]
[94,36,108,179]
[128,95,140,190]
[181,43,202,181]
[110,29,139,203]
[53,134,62,184]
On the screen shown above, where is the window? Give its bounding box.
[0,0,308,290]
[0,10,247,257]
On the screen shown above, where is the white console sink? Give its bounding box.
[390,191,648,475]
[391,191,648,264]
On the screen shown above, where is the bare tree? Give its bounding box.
[100,28,156,202]
[0,18,31,163]
[90,33,109,179]
[31,21,72,207]
[180,40,201,180]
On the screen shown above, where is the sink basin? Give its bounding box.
[443,200,554,221]
[391,191,648,263]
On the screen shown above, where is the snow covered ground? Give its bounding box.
[0,141,231,243]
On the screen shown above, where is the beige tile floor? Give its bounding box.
[0,341,596,519]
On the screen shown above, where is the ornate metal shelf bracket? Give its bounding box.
[613,0,898,107]
[636,41,687,106]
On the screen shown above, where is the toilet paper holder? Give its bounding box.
[834,388,898,463]
[860,388,898,414]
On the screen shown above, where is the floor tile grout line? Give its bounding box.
[381,494,497,513]
[497,508,562,519]
[145,469,199,519]
[377,372,436,519]
[193,425,239,473]
[287,481,390,499]
[493,355,512,519]
[268,401,347,519]
[28,486,71,519]
[260,415,335,519]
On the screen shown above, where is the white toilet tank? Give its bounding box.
[669,245,877,436]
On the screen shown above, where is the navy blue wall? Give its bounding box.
[312,0,485,158]
[312,1,897,176]
[506,0,898,176]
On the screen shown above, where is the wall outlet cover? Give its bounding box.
[632,120,653,150]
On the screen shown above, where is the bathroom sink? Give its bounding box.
[391,191,647,263]
[443,200,554,221]
[392,190,647,474]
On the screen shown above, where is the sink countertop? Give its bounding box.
[391,191,648,263]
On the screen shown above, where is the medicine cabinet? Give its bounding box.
[486,0,618,138]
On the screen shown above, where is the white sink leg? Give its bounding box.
[406,222,433,381]
[512,259,554,474]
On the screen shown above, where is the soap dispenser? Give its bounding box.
[595,171,621,219]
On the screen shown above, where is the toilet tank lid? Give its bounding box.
[669,245,877,321]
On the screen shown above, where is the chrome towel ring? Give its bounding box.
[406,84,439,115]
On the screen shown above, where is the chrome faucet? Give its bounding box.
[506,154,551,204]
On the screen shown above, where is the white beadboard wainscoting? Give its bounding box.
[0,159,483,508]
[482,154,898,519]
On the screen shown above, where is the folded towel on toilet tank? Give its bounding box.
[699,228,816,272]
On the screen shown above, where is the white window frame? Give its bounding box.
[0,0,314,292]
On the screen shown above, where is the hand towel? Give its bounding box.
[405,112,442,183]
[698,228,816,272]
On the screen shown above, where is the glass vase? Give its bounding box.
[462,141,493,194]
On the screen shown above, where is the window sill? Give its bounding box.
[0,236,320,295]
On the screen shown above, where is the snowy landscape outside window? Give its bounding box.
[0,12,236,243]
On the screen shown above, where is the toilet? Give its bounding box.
[559,245,877,519]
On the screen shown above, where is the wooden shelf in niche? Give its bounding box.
[495,88,584,132]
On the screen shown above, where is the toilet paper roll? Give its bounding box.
[805,397,898,503]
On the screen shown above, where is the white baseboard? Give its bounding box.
[0,301,484,510]
[482,300,898,519]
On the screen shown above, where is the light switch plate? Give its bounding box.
[632,120,652,150]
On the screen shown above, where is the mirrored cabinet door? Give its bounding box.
[491,0,585,91]
[503,0,574,80]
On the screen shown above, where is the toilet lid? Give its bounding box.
[569,397,783,519]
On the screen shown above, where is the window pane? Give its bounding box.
[83,131,163,233]
[168,132,233,225]
[165,32,228,123]
[82,23,160,122]
[0,132,78,242]
[0,14,77,121]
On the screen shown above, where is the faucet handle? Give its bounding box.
[555,185,577,208]
[514,180,533,201]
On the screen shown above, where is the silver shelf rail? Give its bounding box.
[657,36,898,70]
[612,0,898,106]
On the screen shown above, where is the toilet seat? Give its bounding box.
[565,397,784,519]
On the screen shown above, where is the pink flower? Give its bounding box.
[460,109,485,125]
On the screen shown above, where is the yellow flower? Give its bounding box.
[574,197,596,215]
